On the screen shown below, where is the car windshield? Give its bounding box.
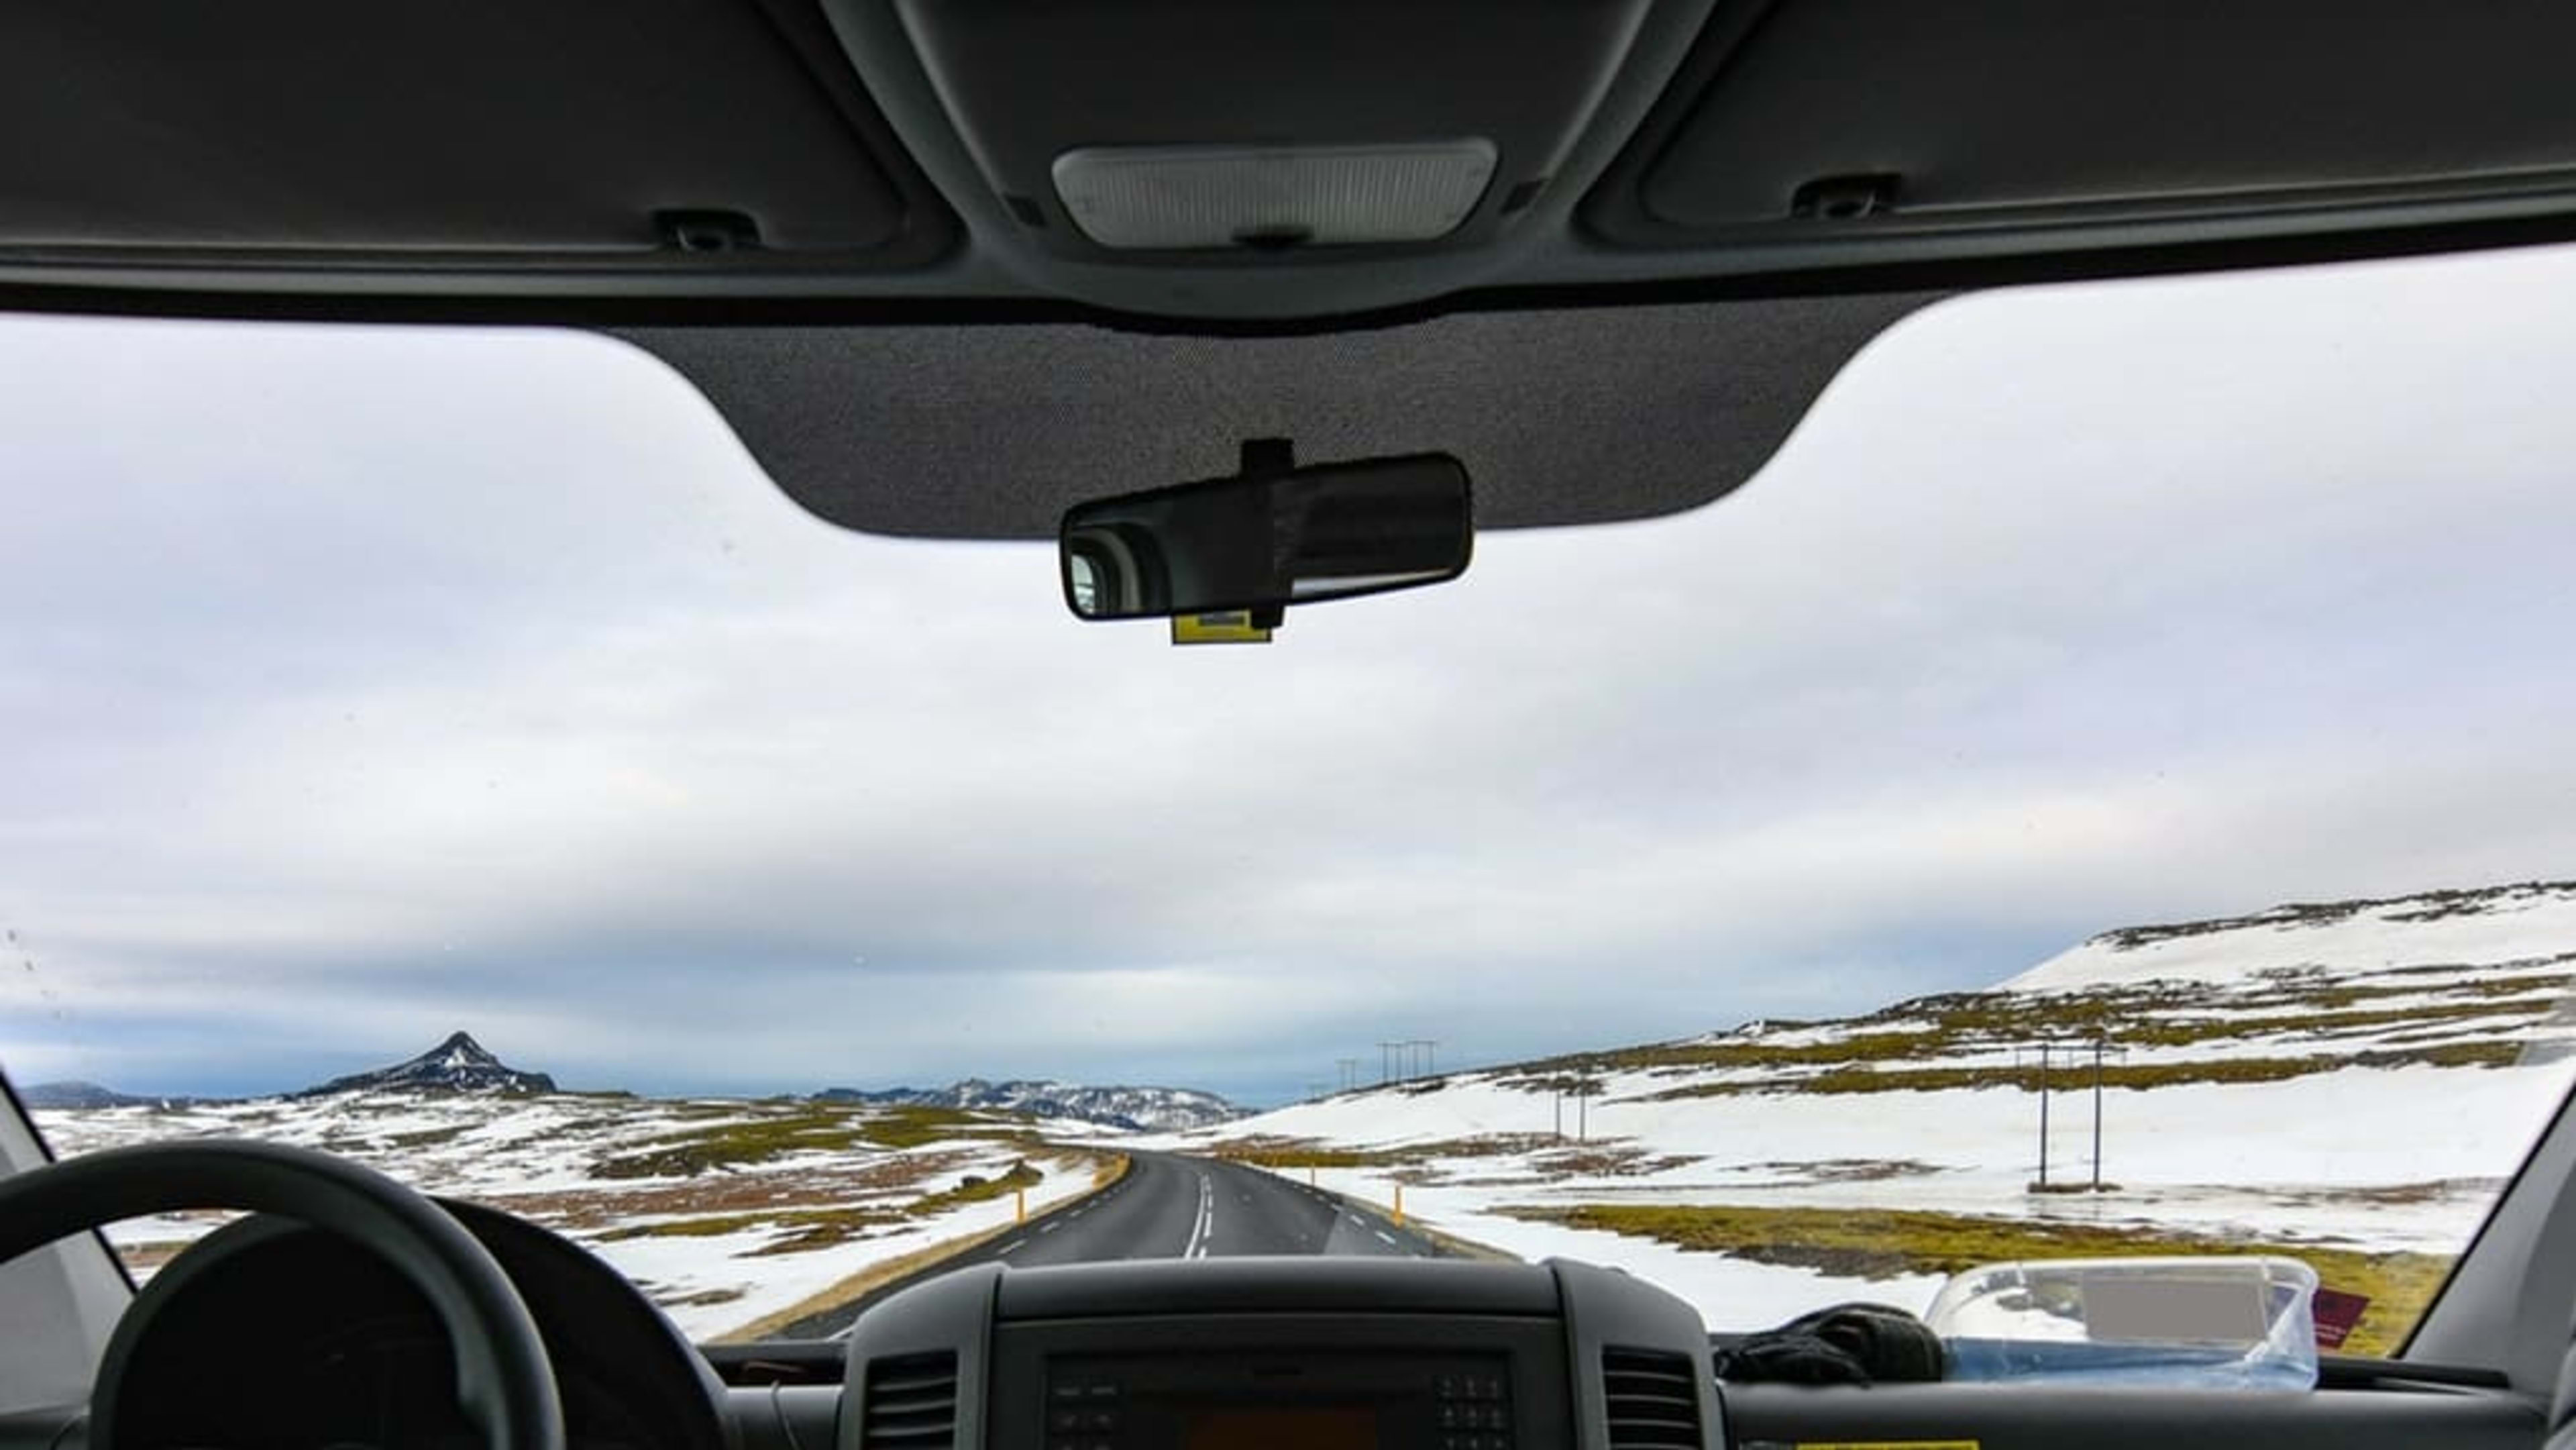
[8,244,2576,1357]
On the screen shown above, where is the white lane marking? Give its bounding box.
[1040,1221,1061,1234]
[1373,1230,1397,1247]
[997,1238,1026,1255]
[1181,1171,1215,1259]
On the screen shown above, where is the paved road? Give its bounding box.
[782,1151,1446,1338]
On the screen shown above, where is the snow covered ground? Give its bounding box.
[1155,881,2576,1335]
[34,881,2576,1346]
[35,1091,1113,1339]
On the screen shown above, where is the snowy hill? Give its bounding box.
[814,1078,1244,1132]
[2006,879,2576,994]
[297,1031,557,1096]
[1164,878,2576,1350]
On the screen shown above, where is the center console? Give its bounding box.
[837,1257,1715,1450]
[1005,1323,1553,1450]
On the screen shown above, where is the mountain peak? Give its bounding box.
[299,1032,555,1098]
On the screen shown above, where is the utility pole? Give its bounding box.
[1379,1041,1404,1084]
[1337,1057,1363,1093]
[2088,1037,2128,1190]
[2023,1043,2055,1188]
[2081,1045,2102,1190]
[1553,1090,1563,1141]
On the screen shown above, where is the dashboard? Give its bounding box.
[33,1201,2549,1450]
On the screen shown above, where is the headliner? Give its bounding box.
[12,2,2576,538]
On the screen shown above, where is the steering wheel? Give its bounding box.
[0,1138,564,1450]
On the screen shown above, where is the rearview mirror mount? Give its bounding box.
[1060,441,1472,625]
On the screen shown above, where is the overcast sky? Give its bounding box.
[6,244,2576,1104]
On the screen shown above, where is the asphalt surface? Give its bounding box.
[782,1151,1446,1338]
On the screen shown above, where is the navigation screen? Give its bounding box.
[1181,1407,1379,1450]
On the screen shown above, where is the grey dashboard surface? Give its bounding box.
[1721,1380,2542,1450]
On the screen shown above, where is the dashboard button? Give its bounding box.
[1050,1410,1084,1433]
[1051,1385,1087,1403]
[1087,1383,1123,1400]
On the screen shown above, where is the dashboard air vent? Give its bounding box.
[861,1351,960,1450]
[1600,1346,1702,1450]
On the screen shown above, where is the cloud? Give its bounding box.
[7,243,2576,1101]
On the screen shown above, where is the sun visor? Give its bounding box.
[0,0,949,264]
[616,291,1939,541]
[1593,0,2576,250]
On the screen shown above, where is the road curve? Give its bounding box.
[782,1151,1447,1338]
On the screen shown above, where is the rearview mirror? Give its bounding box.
[1061,448,1470,622]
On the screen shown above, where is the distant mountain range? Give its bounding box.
[812,1078,1246,1131]
[15,1081,213,1110]
[19,1034,1245,1131]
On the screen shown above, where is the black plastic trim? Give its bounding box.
[742,0,962,270]
[2318,1354,2514,1391]
[4,195,2576,340]
[708,1342,851,1388]
[993,1259,1562,1321]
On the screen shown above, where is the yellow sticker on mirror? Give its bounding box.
[1172,612,1273,645]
